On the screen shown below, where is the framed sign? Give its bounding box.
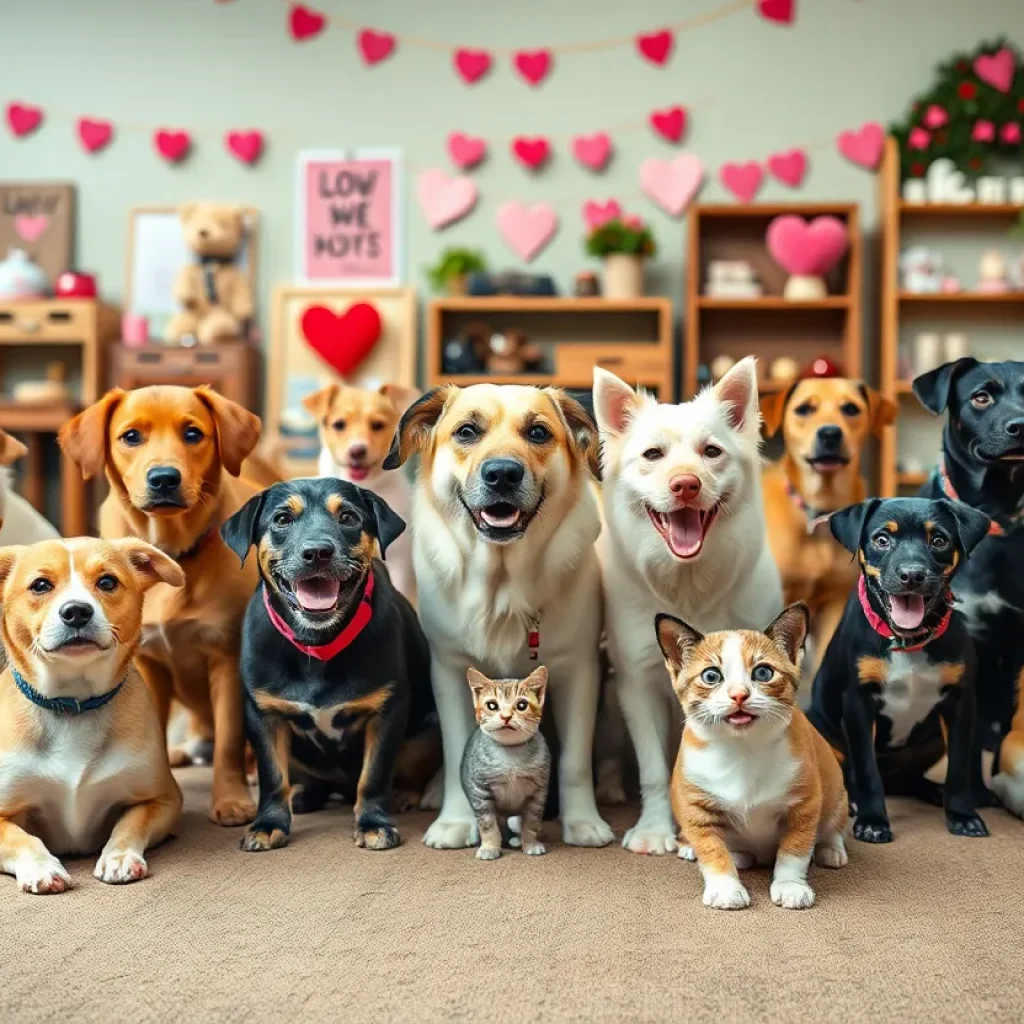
[295,149,403,287]
[0,182,75,280]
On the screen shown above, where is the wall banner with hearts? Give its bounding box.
[296,149,404,286]
[0,181,76,280]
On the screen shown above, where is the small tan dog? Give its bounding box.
[0,536,184,894]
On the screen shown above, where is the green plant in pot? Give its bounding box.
[584,216,657,299]
[426,247,487,295]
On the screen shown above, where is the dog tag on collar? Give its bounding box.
[528,614,541,661]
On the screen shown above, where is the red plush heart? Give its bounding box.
[513,49,553,86]
[226,130,264,164]
[300,303,382,377]
[636,30,673,66]
[758,0,795,24]
[77,118,114,154]
[154,129,191,163]
[358,29,396,65]
[649,106,687,143]
[289,3,326,41]
[453,48,492,84]
[511,136,551,171]
[6,102,43,138]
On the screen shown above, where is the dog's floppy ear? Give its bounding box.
[912,358,978,415]
[219,492,265,566]
[361,490,406,557]
[857,383,898,438]
[0,429,27,467]
[195,386,261,477]
[759,385,793,438]
[765,602,810,664]
[0,544,24,594]
[545,388,601,480]
[712,356,759,435]
[827,498,882,555]
[58,389,126,481]
[593,367,639,437]
[383,386,452,470]
[655,613,704,679]
[942,500,991,557]
[301,383,340,422]
[113,539,186,591]
[379,383,420,415]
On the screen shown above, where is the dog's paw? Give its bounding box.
[770,879,816,910]
[355,824,401,851]
[475,846,502,861]
[423,817,479,849]
[210,794,257,827]
[813,840,849,869]
[16,852,71,895]
[562,815,614,848]
[523,842,547,856]
[390,789,421,814]
[946,812,989,838]
[677,844,696,861]
[94,849,147,885]
[623,818,677,855]
[240,828,289,853]
[702,875,750,911]
[853,817,893,844]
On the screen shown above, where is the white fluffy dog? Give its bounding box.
[594,358,783,854]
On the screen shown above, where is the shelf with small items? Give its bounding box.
[695,296,851,311]
[899,202,1024,219]
[898,291,1024,305]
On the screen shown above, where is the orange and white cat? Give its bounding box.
[656,603,848,911]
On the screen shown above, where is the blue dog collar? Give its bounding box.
[12,667,125,716]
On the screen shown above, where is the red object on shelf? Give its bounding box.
[54,270,97,298]
[802,356,842,379]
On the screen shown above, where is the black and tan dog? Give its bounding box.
[808,497,991,842]
[220,477,438,852]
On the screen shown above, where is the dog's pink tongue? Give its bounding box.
[890,594,925,630]
[295,577,340,611]
[348,465,369,482]
[667,507,703,558]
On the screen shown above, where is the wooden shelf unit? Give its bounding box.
[684,203,862,399]
[425,296,674,399]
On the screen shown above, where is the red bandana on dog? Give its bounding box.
[262,573,375,661]
[857,576,952,654]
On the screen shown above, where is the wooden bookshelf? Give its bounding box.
[684,203,862,399]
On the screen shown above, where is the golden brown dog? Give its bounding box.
[761,377,896,665]
[59,385,268,826]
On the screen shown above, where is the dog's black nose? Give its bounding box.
[348,443,369,461]
[1006,418,1024,438]
[481,458,525,492]
[816,425,843,448]
[147,465,182,493]
[897,565,928,588]
[59,601,94,628]
[302,541,336,564]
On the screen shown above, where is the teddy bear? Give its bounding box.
[164,201,253,345]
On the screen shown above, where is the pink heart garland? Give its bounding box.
[639,154,704,217]
[582,199,622,230]
[447,132,487,170]
[767,149,808,188]
[226,130,264,164]
[720,161,764,204]
[766,215,848,277]
[649,106,686,144]
[923,105,949,130]
[358,29,396,65]
[511,136,551,171]
[6,102,43,138]
[289,3,326,41]
[572,132,612,172]
[154,129,191,163]
[497,202,558,262]
[417,169,478,230]
[758,0,795,24]
[14,215,49,243]
[636,29,673,66]
[453,48,492,84]
[974,48,1015,93]
[513,49,552,87]
[836,122,884,170]
[77,118,113,154]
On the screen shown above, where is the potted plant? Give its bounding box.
[426,247,487,295]
[584,216,657,299]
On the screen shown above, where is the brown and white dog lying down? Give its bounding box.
[0,536,184,894]
[761,377,896,668]
[59,385,271,827]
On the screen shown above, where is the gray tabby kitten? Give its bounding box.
[460,666,551,860]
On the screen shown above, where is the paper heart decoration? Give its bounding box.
[572,132,612,171]
[77,118,113,154]
[154,130,191,163]
[14,215,49,243]
[758,0,795,24]
[358,29,396,65]
[972,120,995,143]
[767,149,807,188]
[301,303,382,377]
[636,30,673,66]
[974,48,1015,93]
[649,106,686,143]
[289,3,326,41]
[720,161,764,204]
[513,50,552,86]
[836,122,884,170]
[497,202,558,262]
[923,105,949,130]
[766,215,848,277]
[6,102,43,138]
[447,132,487,170]
[511,136,551,171]
[582,199,622,230]
[453,48,492,84]
[417,169,478,229]
[640,154,704,217]
[226,130,264,164]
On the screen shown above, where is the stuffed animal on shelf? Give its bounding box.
[899,246,944,294]
[165,202,253,345]
[484,329,544,375]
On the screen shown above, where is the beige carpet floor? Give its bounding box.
[3,767,1024,1023]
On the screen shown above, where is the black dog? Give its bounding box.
[914,358,1024,818]
[220,477,438,852]
[808,497,991,842]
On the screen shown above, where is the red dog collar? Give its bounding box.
[857,575,951,653]
[262,573,375,661]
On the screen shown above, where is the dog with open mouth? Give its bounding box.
[593,358,783,855]
[808,496,992,842]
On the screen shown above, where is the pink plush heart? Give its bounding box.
[720,161,764,204]
[6,102,43,138]
[767,149,807,188]
[417,169,478,230]
[639,154,704,217]
[572,132,612,171]
[226,130,264,164]
[649,106,686,143]
[154,129,191,163]
[582,200,623,230]
[836,122,884,170]
[511,136,551,171]
[923,105,949,129]
[289,3,326,41]
[77,118,113,154]
[974,48,1015,93]
[636,30,673,66]
[447,132,487,170]
[497,202,558,262]
[513,49,552,86]
[453,48,492,84]
[758,0,795,24]
[14,215,48,243]
[358,29,396,65]
[766,215,848,277]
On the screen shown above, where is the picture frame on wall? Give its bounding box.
[0,181,76,282]
[295,149,404,288]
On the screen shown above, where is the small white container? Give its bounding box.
[914,332,943,375]
[977,177,1008,203]
[902,180,928,204]
[1009,177,1024,204]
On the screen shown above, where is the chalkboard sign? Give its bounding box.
[0,181,75,281]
